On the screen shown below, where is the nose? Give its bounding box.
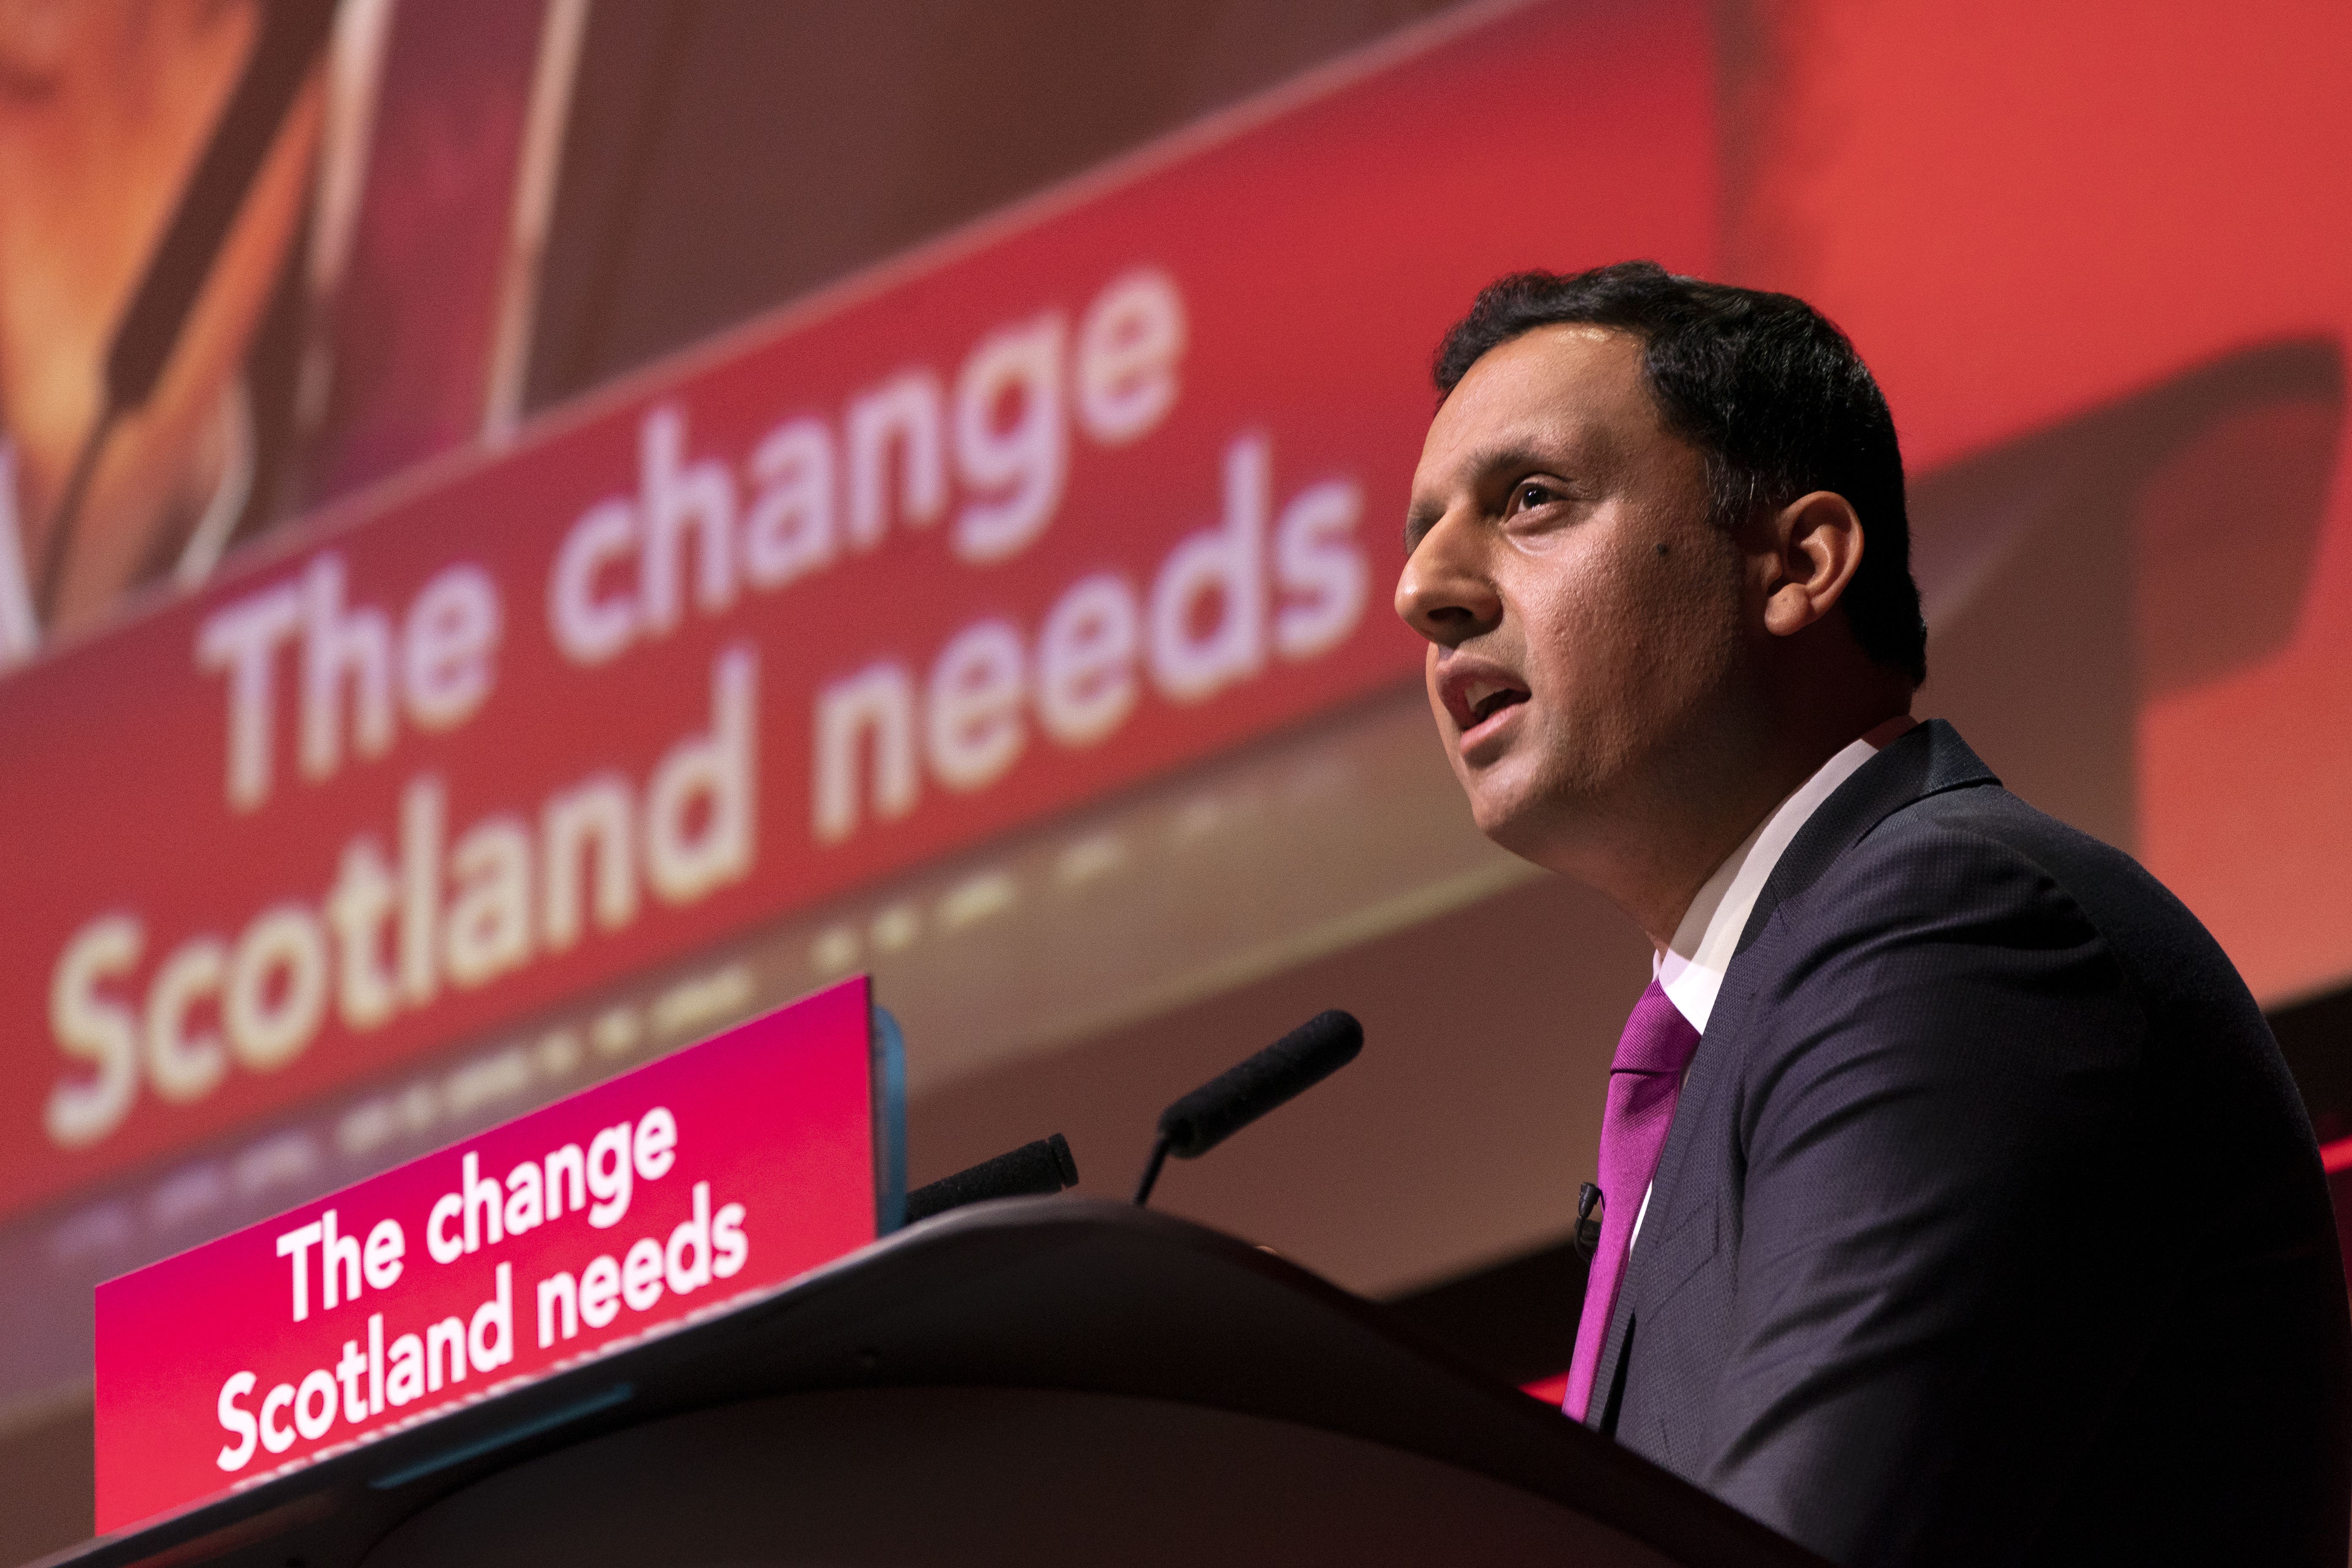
[1394,509,1500,648]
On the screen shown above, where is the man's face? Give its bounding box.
[1395,325,1751,868]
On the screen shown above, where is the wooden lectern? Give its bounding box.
[49,1198,1824,1568]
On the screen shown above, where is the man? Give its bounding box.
[1394,261,2350,1565]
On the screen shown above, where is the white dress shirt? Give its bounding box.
[1626,717,1915,1250]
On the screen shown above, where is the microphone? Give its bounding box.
[35,0,336,620]
[1134,1010,1363,1205]
[903,1134,1078,1225]
[1572,1182,1604,1259]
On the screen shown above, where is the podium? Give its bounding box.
[52,1198,1824,1567]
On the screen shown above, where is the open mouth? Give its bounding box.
[1442,667,1531,741]
[1465,679,1528,727]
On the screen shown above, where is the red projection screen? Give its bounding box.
[0,5,2346,1549]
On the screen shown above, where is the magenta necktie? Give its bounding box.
[1563,979,1704,1421]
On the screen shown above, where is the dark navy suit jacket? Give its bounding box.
[1587,721,2351,1565]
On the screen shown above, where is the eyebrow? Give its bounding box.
[1463,440,1554,478]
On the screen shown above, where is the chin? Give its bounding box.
[1465,779,1552,864]
[1467,749,1614,873]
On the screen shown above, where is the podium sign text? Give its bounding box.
[93,977,879,1534]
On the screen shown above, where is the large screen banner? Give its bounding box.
[0,0,1711,1225]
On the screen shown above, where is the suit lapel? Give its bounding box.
[1742,720,1996,918]
[1583,721,1999,1430]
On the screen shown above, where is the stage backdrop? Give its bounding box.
[0,0,2346,1494]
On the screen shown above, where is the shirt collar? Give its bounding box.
[1654,717,1916,1034]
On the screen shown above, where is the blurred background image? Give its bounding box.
[1,1,2347,1559]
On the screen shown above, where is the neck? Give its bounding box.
[1561,691,1912,952]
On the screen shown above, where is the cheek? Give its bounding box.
[1515,553,1639,692]
[1551,530,1738,686]
[1506,545,1729,769]
[1646,544,1749,679]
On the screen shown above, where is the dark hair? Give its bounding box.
[1434,261,1926,686]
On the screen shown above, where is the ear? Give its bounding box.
[1756,490,1865,638]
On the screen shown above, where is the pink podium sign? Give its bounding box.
[93,976,884,1535]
